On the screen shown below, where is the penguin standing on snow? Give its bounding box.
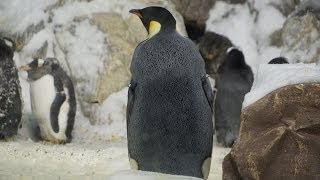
[0,37,22,139]
[127,6,214,179]
[214,47,253,147]
[19,58,76,144]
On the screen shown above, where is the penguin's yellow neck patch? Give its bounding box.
[148,20,161,38]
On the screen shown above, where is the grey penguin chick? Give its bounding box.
[0,37,22,139]
[19,58,76,144]
[214,47,253,147]
[127,6,214,179]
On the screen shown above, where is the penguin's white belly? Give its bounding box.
[30,75,68,141]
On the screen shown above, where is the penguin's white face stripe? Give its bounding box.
[227,46,241,54]
[4,39,13,48]
[227,47,237,53]
[148,20,161,38]
[37,59,45,67]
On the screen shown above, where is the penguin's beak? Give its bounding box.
[19,64,32,71]
[129,9,143,18]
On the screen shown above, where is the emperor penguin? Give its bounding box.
[0,37,22,139]
[214,47,253,147]
[127,6,214,179]
[19,58,76,144]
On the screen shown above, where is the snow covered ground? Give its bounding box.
[0,0,319,179]
[206,1,286,72]
[243,63,320,108]
[0,139,230,179]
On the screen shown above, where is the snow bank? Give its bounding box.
[206,1,285,70]
[243,63,320,108]
[0,0,57,33]
[72,88,128,144]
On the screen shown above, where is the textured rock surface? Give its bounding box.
[2,0,187,124]
[277,0,320,64]
[198,32,233,79]
[92,13,143,104]
[223,83,320,179]
[171,0,215,40]
[293,0,320,19]
[270,0,300,16]
[281,13,320,63]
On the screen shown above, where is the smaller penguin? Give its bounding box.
[214,47,253,147]
[198,32,233,79]
[19,58,76,144]
[268,57,289,64]
[0,37,22,139]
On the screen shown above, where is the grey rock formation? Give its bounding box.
[171,0,215,40]
[270,0,300,17]
[0,21,45,52]
[281,12,320,63]
[1,0,187,125]
[292,0,320,19]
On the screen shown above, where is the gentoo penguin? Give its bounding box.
[268,57,289,64]
[214,47,253,147]
[0,37,22,139]
[19,58,76,144]
[127,6,214,179]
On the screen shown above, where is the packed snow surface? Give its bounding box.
[243,63,320,108]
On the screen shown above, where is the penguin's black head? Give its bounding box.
[268,57,289,64]
[129,6,176,37]
[224,47,246,67]
[19,58,60,81]
[0,37,15,59]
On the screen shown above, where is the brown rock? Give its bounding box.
[223,83,320,179]
[171,0,215,24]
[171,0,215,40]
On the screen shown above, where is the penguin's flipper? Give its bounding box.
[201,75,214,111]
[50,77,66,133]
[50,91,66,133]
[127,79,137,122]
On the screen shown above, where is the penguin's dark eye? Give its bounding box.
[29,60,38,68]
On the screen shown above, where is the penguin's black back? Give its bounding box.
[0,39,22,139]
[214,49,253,147]
[128,30,213,178]
[50,64,76,142]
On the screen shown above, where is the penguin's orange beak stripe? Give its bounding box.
[19,65,32,71]
[132,12,143,18]
[129,9,143,18]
